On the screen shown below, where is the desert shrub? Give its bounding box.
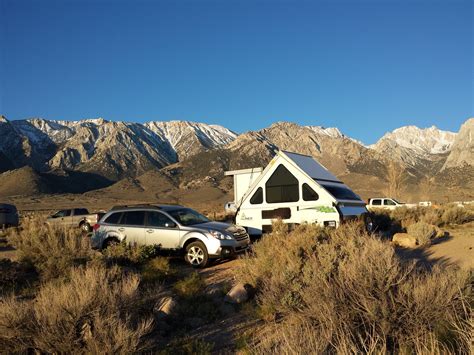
[0,263,155,353]
[0,259,38,296]
[103,242,160,265]
[7,217,92,280]
[422,208,443,226]
[171,272,221,326]
[441,206,473,225]
[237,222,471,353]
[141,257,175,283]
[390,206,426,228]
[407,222,437,246]
[173,272,206,298]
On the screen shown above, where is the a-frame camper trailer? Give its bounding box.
[225,151,372,236]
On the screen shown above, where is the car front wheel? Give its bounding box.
[185,241,209,268]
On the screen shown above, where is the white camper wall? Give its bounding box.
[225,168,263,204]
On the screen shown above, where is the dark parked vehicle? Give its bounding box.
[0,203,19,229]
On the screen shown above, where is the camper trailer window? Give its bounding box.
[265,164,299,203]
[321,184,361,201]
[302,183,319,201]
[250,187,263,204]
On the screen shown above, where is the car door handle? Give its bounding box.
[118,227,125,232]
[146,229,154,233]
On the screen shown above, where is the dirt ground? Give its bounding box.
[395,222,474,270]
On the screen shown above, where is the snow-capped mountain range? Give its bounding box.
[369,125,456,155]
[0,115,472,186]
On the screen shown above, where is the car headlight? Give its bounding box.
[209,230,233,240]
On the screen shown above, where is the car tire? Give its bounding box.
[365,214,374,233]
[185,241,209,268]
[80,222,92,233]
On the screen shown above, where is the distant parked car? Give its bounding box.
[46,208,104,233]
[366,198,417,211]
[91,204,250,268]
[0,203,19,229]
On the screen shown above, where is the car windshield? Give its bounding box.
[320,183,361,201]
[168,208,210,226]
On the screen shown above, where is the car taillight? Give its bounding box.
[92,223,100,231]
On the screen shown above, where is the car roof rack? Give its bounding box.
[110,203,183,211]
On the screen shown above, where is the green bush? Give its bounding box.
[141,257,175,283]
[103,242,160,265]
[173,272,205,298]
[236,222,471,353]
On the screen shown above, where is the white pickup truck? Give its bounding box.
[46,208,105,233]
[366,198,417,211]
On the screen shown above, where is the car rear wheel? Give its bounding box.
[80,222,91,233]
[185,241,209,268]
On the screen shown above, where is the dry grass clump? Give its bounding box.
[7,217,92,280]
[407,222,437,246]
[237,223,472,353]
[0,263,154,353]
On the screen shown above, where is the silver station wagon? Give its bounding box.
[91,204,250,267]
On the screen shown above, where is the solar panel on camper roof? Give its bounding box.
[283,151,341,183]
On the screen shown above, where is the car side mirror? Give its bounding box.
[165,222,177,228]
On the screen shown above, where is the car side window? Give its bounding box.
[147,211,175,228]
[54,210,68,217]
[384,199,396,206]
[104,212,122,225]
[372,199,382,206]
[121,211,146,226]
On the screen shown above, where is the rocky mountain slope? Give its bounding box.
[368,125,457,174]
[0,115,472,201]
[0,117,236,180]
[442,118,474,170]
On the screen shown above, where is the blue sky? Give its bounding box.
[1,0,472,144]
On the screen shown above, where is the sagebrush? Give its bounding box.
[0,263,155,353]
[7,217,92,280]
[236,222,472,353]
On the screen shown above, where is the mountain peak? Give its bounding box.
[0,115,8,123]
[373,125,456,155]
